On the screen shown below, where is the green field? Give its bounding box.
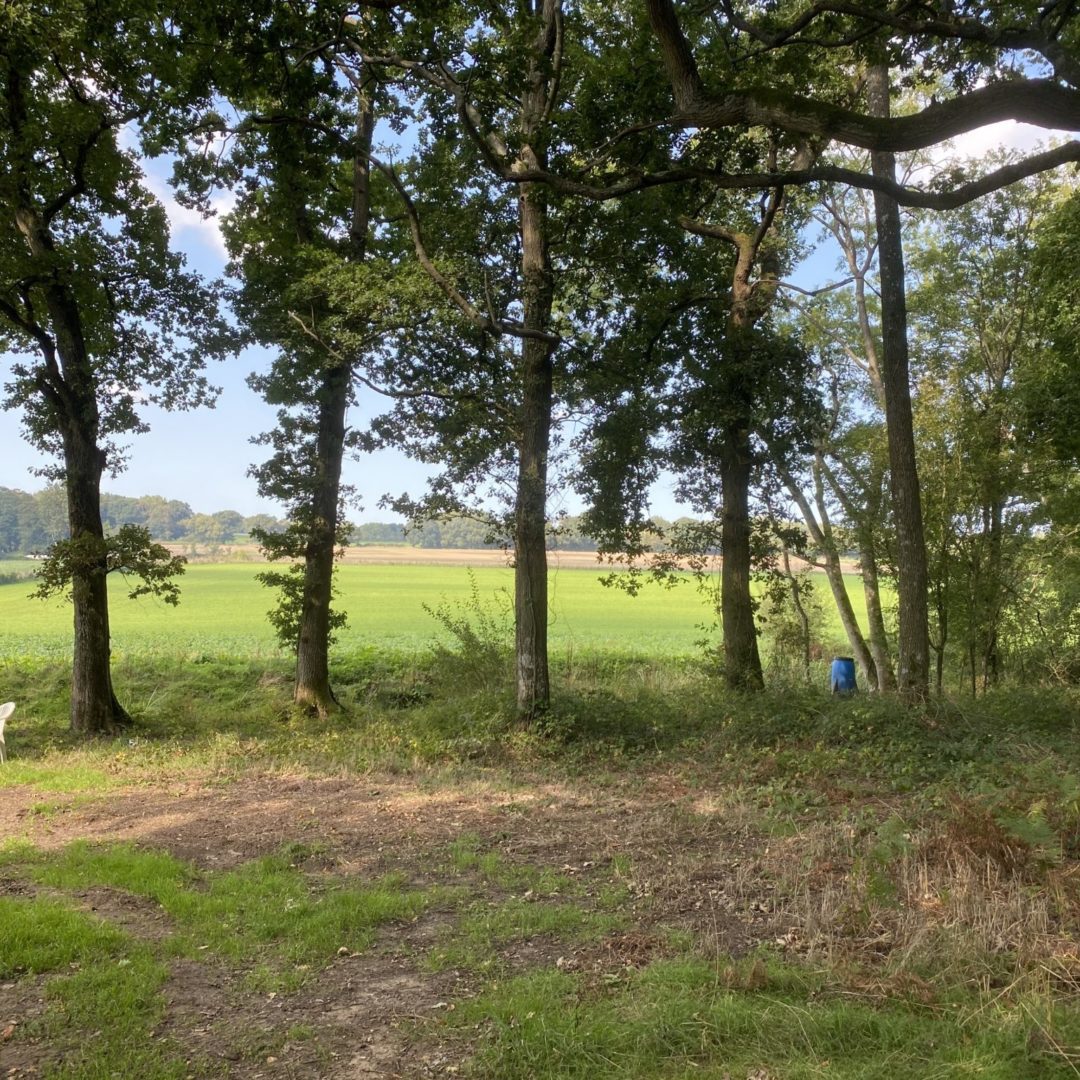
[3,557,1079,1080]
[0,559,872,659]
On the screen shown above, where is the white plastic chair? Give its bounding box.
[0,702,14,763]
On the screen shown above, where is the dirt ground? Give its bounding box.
[170,542,671,570]
[169,542,854,575]
[0,772,776,1079]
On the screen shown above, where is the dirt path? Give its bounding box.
[1,772,775,1078]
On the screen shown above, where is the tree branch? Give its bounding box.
[645,0,1080,149]
[371,157,561,345]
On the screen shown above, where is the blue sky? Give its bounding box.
[0,120,1059,521]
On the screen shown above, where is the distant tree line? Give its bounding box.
[0,486,288,553]
[0,486,637,553]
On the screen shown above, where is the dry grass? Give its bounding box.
[738,807,1080,1006]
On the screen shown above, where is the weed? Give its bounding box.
[424,569,513,689]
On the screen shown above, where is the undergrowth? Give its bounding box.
[3,652,1080,1076]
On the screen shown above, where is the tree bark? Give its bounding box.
[781,545,812,679]
[65,429,129,734]
[514,164,555,720]
[293,358,350,714]
[867,64,930,700]
[860,541,895,690]
[511,1,559,722]
[514,332,553,720]
[720,427,764,689]
[292,84,375,715]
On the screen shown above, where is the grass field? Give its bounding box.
[0,559,873,660]
[16,558,1079,1079]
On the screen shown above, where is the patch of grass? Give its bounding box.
[2,897,187,1079]
[428,897,623,973]
[34,950,183,1080]
[446,834,578,896]
[0,760,116,794]
[17,841,431,990]
[447,957,1080,1078]
[0,896,129,977]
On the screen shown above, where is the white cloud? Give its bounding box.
[938,120,1070,164]
[143,170,235,262]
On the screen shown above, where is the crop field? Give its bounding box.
[0,558,872,661]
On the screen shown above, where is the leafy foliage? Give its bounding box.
[31,525,186,607]
[255,562,350,652]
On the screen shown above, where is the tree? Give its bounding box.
[181,514,229,546]
[0,0,230,733]
[354,0,576,721]
[211,511,245,542]
[0,488,44,554]
[910,164,1062,691]
[242,513,286,538]
[676,179,815,689]
[574,171,821,690]
[196,4,404,715]
[782,163,903,692]
[635,0,1080,697]
[143,497,194,541]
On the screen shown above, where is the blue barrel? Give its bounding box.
[831,657,857,694]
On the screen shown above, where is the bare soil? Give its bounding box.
[0,772,778,1078]
[168,543,856,574]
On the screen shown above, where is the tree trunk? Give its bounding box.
[293,80,375,715]
[860,543,896,690]
[819,456,897,690]
[514,168,554,721]
[64,415,128,734]
[713,223,782,692]
[868,64,930,700]
[294,360,350,714]
[514,381,552,718]
[512,2,559,723]
[982,499,1003,688]
[781,462,877,688]
[781,546,812,679]
[720,428,764,689]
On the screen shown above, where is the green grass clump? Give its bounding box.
[2,896,186,1079]
[35,951,182,1080]
[22,841,430,990]
[0,896,128,977]
[448,958,1080,1079]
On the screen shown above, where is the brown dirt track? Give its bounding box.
[0,772,772,1079]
